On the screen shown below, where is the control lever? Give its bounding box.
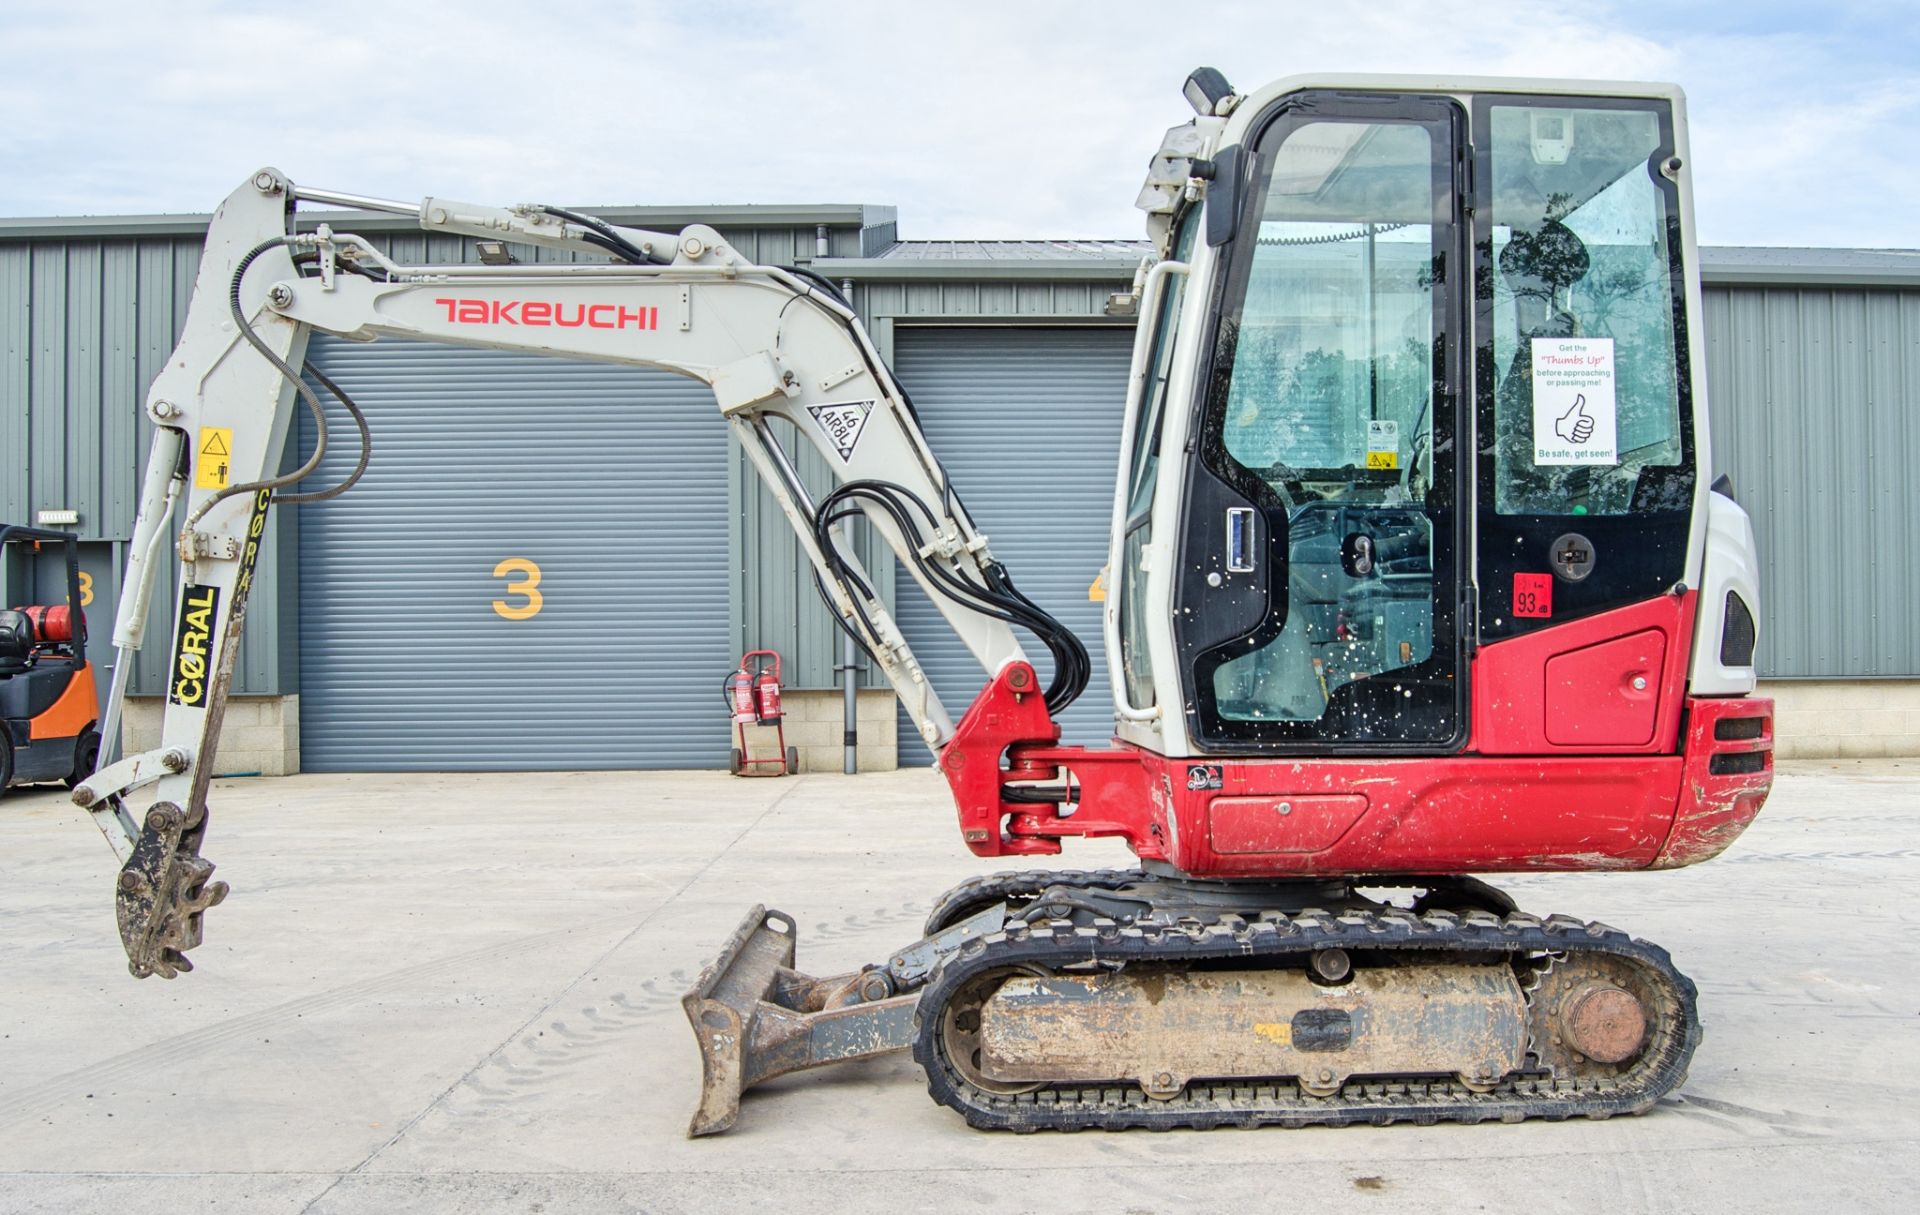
[1341,532,1375,577]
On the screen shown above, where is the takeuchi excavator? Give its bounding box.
[73,70,1773,1135]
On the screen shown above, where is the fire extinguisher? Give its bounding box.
[753,661,784,724]
[726,665,757,725]
[725,650,796,777]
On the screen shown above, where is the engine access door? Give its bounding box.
[1176,93,1468,752]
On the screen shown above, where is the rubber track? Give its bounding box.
[924,870,1515,937]
[910,907,1699,1132]
[922,869,1144,936]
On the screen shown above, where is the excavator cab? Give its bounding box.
[1121,85,1736,759]
[1,526,102,794]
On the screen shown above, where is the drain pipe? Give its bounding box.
[838,272,859,774]
[836,517,859,775]
[840,621,858,775]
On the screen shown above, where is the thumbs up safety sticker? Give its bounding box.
[1531,337,1618,466]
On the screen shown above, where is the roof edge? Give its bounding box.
[823,246,1920,288]
[0,203,895,242]
[1697,248,1920,289]
[3,208,1915,290]
[815,257,1135,281]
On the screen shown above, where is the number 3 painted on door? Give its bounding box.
[492,557,543,619]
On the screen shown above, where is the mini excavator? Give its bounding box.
[73,70,1773,1135]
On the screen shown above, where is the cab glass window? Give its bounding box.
[1484,104,1691,516]
[1118,208,1199,709]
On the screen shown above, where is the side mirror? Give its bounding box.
[1204,145,1242,248]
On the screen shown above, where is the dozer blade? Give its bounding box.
[682,905,917,1136]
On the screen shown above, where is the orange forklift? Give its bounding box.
[1,526,101,795]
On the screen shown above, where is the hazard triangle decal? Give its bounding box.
[807,400,873,463]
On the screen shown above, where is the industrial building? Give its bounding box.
[3,204,1916,773]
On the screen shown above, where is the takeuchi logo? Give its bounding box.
[433,298,658,330]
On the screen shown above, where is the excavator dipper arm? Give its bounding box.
[73,168,1068,979]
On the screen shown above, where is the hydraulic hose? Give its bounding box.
[180,237,373,538]
[811,479,1090,716]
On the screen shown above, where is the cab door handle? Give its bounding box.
[1226,507,1255,573]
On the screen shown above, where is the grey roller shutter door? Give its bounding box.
[297,338,732,771]
[890,326,1132,759]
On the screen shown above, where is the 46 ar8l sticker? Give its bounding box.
[807,400,873,463]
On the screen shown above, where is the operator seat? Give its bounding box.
[0,609,32,676]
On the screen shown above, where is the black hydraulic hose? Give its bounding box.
[779,265,851,309]
[810,479,1091,717]
[538,205,658,265]
[576,230,643,265]
[989,562,1090,712]
[288,364,371,505]
[812,567,883,663]
[230,239,372,505]
[184,238,374,533]
[820,488,1019,624]
[762,250,1092,717]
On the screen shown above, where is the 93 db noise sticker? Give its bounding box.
[169,583,222,706]
[808,400,873,462]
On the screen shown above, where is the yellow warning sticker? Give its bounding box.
[1365,450,1398,470]
[195,427,234,490]
[1252,1022,1293,1045]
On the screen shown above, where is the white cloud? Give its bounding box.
[0,0,1913,246]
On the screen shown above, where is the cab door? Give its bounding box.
[1174,92,1469,752]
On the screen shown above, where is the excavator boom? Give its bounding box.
[74,168,1083,977]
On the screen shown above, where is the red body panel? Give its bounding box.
[1544,630,1666,746]
[1473,594,1696,755]
[1653,696,1775,868]
[938,590,1772,879]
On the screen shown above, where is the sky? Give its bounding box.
[1,0,1917,248]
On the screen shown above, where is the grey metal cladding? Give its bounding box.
[888,326,1135,757]
[0,235,204,543]
[7,205,1920,700]
[0,233,286,697]
[295,336,733,770]
[1700,285,1920,678]
[733,417,896,691]
[0,215,885,700]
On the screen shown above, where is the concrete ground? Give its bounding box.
[0,761,1915,1214]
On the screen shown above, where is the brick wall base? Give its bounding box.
[121,694,300,777]
[111,682,1911,776]
[1761,679,1920,758]
[732,689,898,773]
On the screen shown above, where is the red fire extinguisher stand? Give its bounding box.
[725,649,799,776]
